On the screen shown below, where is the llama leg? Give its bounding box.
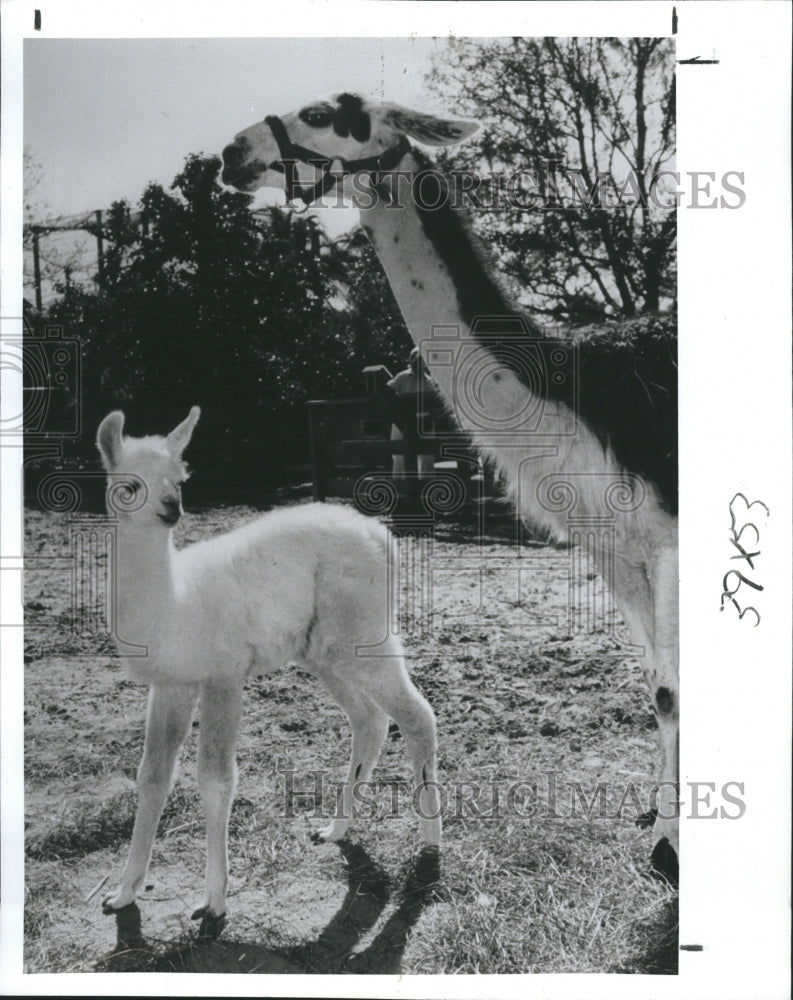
[603,551,654,655]
[103,683,198,913]
[611,551,679,877]
[648,546,680,878]
[366,658,442,847]
[193,680,244,931]
[312,673,389,843]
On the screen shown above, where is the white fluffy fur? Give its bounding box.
[97,407,440,929]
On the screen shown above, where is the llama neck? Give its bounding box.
[358,149,545,433]
[113,520,177,650]
[356,148,678,517]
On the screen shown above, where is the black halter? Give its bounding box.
[264,115,411,209]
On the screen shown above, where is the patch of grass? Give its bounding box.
[26,787,201,861]
[23,861,99,974]
[410,902,539,973]
[406,830,678,974]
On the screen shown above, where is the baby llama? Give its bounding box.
[96,406,441,936]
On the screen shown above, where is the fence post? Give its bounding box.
[95,210,104,288]
[32,229,42,311]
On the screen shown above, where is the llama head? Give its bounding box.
[221,93,479,200]
[96,407,200,527]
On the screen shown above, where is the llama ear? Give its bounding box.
[385,105,479,146]
[167,406,201,456]
[97,411,125,470]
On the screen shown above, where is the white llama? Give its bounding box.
[97,406,441,935]
[221,93,679,880]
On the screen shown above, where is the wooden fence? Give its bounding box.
[308,365,499,517]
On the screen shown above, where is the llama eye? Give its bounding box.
[301,108,333,128]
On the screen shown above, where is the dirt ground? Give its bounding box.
[23,499,678,975]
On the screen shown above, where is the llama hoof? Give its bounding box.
[650,837,679,885]
[102,892,135,914]
[191,906,227,939]
[635,807,658,830]
[311,821,347,844]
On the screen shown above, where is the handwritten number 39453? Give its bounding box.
[720,493,769,626]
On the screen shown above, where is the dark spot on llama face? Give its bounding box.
[333,93,371,142]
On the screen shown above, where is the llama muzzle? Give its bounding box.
[158,497,182,525]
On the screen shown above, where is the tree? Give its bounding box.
[33,153,413,494]
[429,37,676,323]
[326,227,414,379]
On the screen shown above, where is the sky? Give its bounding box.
[23,36,453,222]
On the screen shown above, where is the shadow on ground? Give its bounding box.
[98,841,441,974]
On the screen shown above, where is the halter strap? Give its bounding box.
[264,115,411,208]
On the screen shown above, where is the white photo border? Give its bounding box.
[2,1,790,997]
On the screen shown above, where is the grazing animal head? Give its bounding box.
[96,407,200,527]
[221,92,478,202]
